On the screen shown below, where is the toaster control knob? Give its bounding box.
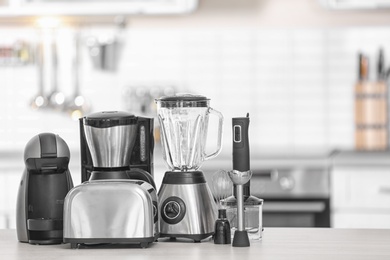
[161,197,186,224]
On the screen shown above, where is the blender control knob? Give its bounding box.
[161,197,186,224]
[164,201,180,219]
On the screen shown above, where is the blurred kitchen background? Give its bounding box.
[2,0,390,229]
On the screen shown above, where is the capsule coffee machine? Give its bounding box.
[156,94,223,242]
[63,111,158,248]
[16,133,73,245]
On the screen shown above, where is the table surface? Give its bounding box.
[2,228,390,260]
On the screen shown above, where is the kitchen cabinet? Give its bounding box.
[331,151,390,228]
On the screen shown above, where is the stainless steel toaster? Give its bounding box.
[63,180,159,248]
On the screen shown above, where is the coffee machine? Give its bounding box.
[79,111,154,183]
[155,94,224,242]
[16,133,73,245]
[63,111,158,248]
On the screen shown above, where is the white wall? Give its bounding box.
[1,0,390,228]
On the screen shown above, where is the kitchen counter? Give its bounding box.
[2,228,390,260]
[331,150,390,167]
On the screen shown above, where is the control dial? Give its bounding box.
[161,197,186,224]
[164,201,180,219]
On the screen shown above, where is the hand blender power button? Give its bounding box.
[233,125,241,143]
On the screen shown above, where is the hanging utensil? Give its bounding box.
[86,16,126,72]
[46,28,65,110]
[31,42,48,109]
[67,31,89,120]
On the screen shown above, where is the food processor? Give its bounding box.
[156,94,223,242]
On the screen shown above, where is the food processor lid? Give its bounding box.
[156,93,210,107]
[83,111,138,128]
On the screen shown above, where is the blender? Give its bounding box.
[156,94,223,242]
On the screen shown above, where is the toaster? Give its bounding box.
[63,180,159,248]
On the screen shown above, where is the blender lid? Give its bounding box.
[156,93,210,107]
[83,111,138,128]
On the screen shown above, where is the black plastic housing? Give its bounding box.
[232,114,251,198]
[232,230,250,247]
[214,209,231,245]
[16,133,73,245]
[232,115,250,172]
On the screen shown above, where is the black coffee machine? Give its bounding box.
[79,112,154,183]
[16,133,73,245]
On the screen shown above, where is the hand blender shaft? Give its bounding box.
[229,113,251,247]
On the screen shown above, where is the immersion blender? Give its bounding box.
[229,113,252,247]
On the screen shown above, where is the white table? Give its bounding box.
[1,228,390,260]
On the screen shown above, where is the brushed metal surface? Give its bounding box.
[84,124,137,168]
[64,180,156,239]
[158,182,217,236]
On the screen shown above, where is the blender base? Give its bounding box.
[158,171,217,242]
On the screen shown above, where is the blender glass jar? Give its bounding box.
[155,94,223,171]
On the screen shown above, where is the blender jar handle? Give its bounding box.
[205,107,224,161]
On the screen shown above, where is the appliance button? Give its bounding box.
[161,196,186,224]
[165,201,180,219]
[234,125,241,143]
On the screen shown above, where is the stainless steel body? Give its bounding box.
[228,170,253,232]
[80,115,154,182]
[84,124,137,168]
[236,185,245,231]
[158,181,217,241]
[63,180,158,248]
